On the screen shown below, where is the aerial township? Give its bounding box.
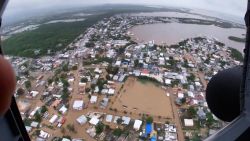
[10,13,242,141]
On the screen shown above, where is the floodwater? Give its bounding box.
[131,12,213,20]
[129,23,246,52]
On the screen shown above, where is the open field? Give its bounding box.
[112,77,173,118]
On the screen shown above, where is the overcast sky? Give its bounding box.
[2,0,248,24]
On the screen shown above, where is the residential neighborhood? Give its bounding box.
[9,13,242,141]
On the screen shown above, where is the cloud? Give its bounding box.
[2,0,247,24]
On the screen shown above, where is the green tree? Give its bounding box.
[116,118,123,125]
[206,112,215,127]
[187,106,196,118]
[85,88,91,93]
[66,124,76,133]
[34,112,42,122]
[113,128,123,137]
[146,116,153,124]
[61,79,69,88]
[40,105,48,114]
[106,65,119,75]
[25,80,31,90]
[134,59,139,68]
[106,74,111,80]
[62,63,69,72]
[72,65,78,70]
[48,78,53,85]
[16,88,25,96]
[95,123,104,134]
[81,78,88,83]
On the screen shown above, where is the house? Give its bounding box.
[108,89,115,95]
[90,96,98,104]
[49,115,58,124]
[76,115,87,125]
[89,116,99,125]
[59,105,68,114]
[30,91,39,97]
[62,138,71,141]
[165,79,171,85]
[177,93,184,99]
[94,68,102,74]
[133,120,142,131]
[122,116,131,125]
[184,119,194,127]
[73,100,84,110]
[115,60,122,66]
[105,115,113,123]
[29,107,40,119]
[31,121,39,128]
[25,126,32,133]
[39,130,50,139]
[100,97,109,108]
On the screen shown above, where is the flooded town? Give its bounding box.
[5,10,245,141]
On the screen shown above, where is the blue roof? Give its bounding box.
[145,123,152,135]
[151,136,157,141]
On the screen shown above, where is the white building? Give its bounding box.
[184,119,194,127]
[49,115,58,124]
[133,120,142,131]
[90,96,98,104]
[76,115,87,125]
[89,116,99,125]
[105,115,113,123]
[73,100,84,110]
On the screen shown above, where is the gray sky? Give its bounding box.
[2,0,248,24]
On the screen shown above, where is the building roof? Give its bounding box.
[73,100,84,110]
[90,96,98,103]
[146,123,152,135]
[106,115,113,123]
[31,121,39,128]
[76,115,87,125]
[59,105,68,114]
[89,116,99,125]
[184,119,194,127]
[49,115,58,124]
[133,120,142,130]
[122,116,131,125]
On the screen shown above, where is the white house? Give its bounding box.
[105,115,113,123]
[76,115,87,125]
[108,89,115,95]
[59,105,68,114]
[184,119,194,127]
[73,100,84,110]
[122,116,131,125]
[49,115,58,124]
[89,116,99,125]
[133,120,142,131]
[165,79,172,85]
[90,96,98,104]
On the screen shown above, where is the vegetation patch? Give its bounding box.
[228,36,246,43]
[228,47,243,62]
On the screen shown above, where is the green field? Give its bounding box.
[2,14,109,58]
